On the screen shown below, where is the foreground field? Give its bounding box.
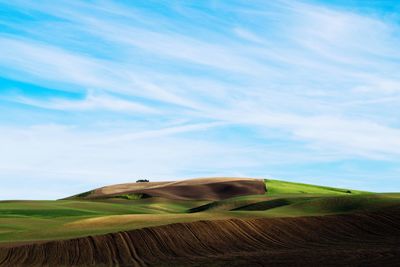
[0,178,399,266]
[1,206,399,266]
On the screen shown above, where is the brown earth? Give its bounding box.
[1,207,400,266]
[70,177,266,200]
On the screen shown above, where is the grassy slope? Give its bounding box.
[265,179,367,196]
[1,179,399,244]
[0,198,208,243]
[188,179,369,213]
[233,194,400,217]
[228,180,397,217]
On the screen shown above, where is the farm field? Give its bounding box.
[0,178,398,243]
[1,178,400,266]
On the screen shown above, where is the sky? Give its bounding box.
[1,0,400,199]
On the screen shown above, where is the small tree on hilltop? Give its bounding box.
[136,179,149,183]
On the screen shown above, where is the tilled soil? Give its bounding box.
[1,207,400,266]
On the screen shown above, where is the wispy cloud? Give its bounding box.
[0,0,400,198]
[14,91,157,114]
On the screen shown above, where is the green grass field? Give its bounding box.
[264,179,367,196]
[1,179,399,244]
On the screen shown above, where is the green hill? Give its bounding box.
[1,178,397,245]
[265,179,367,196]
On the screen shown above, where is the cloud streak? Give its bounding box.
[0,0,400,198]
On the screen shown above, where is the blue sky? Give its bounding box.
[1,0,400,199]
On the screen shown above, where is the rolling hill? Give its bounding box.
[1,177,399,266]
[68,177,266,201]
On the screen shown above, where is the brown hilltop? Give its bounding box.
[69,177,267,200]
[1,207,400,266]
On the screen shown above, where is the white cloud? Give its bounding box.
[233,27,266,44]
[1,0,400,196]
[0,37,106,87]
[14,92,157,114]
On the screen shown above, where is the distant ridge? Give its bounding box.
[66,177,267,201]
